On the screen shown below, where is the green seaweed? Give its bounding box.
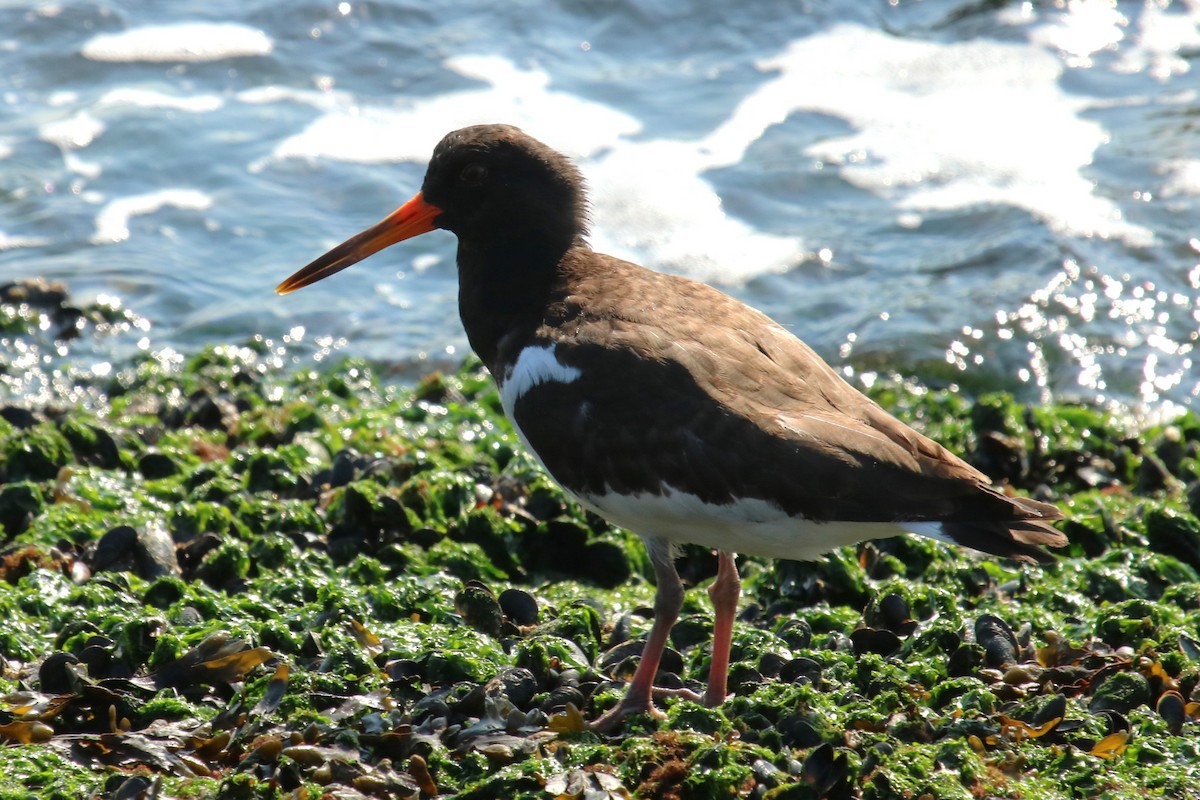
[0,312,1198,798]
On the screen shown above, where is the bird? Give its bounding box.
[277,123,1066,731]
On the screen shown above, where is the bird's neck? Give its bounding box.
[455,235,583,372]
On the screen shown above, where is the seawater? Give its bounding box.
[0,1,1197,411]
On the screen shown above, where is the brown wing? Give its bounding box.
[503,253,1064,560]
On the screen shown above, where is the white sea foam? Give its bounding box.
[1024,1,1127,66]
[97,87,223,113]
[238,85,348,111]
[752,24,1153,248]
[92,189,213,244]
[1161,159,1200,198]
[39,111,105,149]
[0,232,50,250]
[578,21,1159,278]
[82,23,272,63]
[269,55,640,165]
[585,142,804,283]
[1116,2,1200,80]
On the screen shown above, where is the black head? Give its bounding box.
[276,124,589,295]
[422,124,589,248]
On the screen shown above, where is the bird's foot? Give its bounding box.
[589,697,666,733]
[672,684,727,707]
[590,686,712,732]
[653,686,703,703]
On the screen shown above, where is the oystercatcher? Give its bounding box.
[278,124,1065,730]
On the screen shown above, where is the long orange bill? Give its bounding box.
[276,192,443,294]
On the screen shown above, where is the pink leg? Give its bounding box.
[592,539,684,732]
[705,551,740,707]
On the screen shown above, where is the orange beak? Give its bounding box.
[276,192,443,294]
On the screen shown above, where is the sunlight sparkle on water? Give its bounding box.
[1000,259,1200,404]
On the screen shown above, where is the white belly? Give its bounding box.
[573,485,942,560]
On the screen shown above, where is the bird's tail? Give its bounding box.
[937,494,1066,564]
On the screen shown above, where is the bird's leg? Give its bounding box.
[591,539,684,732]
[704,551,740,707]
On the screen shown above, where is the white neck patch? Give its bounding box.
[499,343,583,419]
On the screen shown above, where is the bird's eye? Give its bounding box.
[460,163,488,185]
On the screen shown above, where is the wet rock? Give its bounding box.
[1183,480,1200,521]
[177,531,223,572]
[1,277,68,308]
[109,775,155,800]
[3,425,73,481]
[779,656,822,685]
[757,651,787,679]
[728,663,763,695]
[802,742,852,799]
[1145,507,1200,572]
[0,481,44,538]
[493,667,538,708]
[876,592,917,635]
[385,658,421,686]
[59,419,121,469]
[138,449,179,479]
[454,581,504,638]
[1095,598,1162,648]
[850,627,902,657]
[975,614,1019,668]
[0,405,39,429]
[1155,427,1186,477]
[599,639,683,678]
[777,618,812,650]
[669,616,711,651]
[974,431,1028,486]
[498,588,538,626]
[578,540,632,589]
[1090,672,1151,715]
[1137,452,1177,494]
[947,643,984,676]
[1157,690,1186,736]
[77,635,117,677]
[39,651,84,693]
[91,524,180,579]
[171,388,236,431]
[540,685,586,714]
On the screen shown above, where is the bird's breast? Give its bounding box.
[497,342,582,421]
